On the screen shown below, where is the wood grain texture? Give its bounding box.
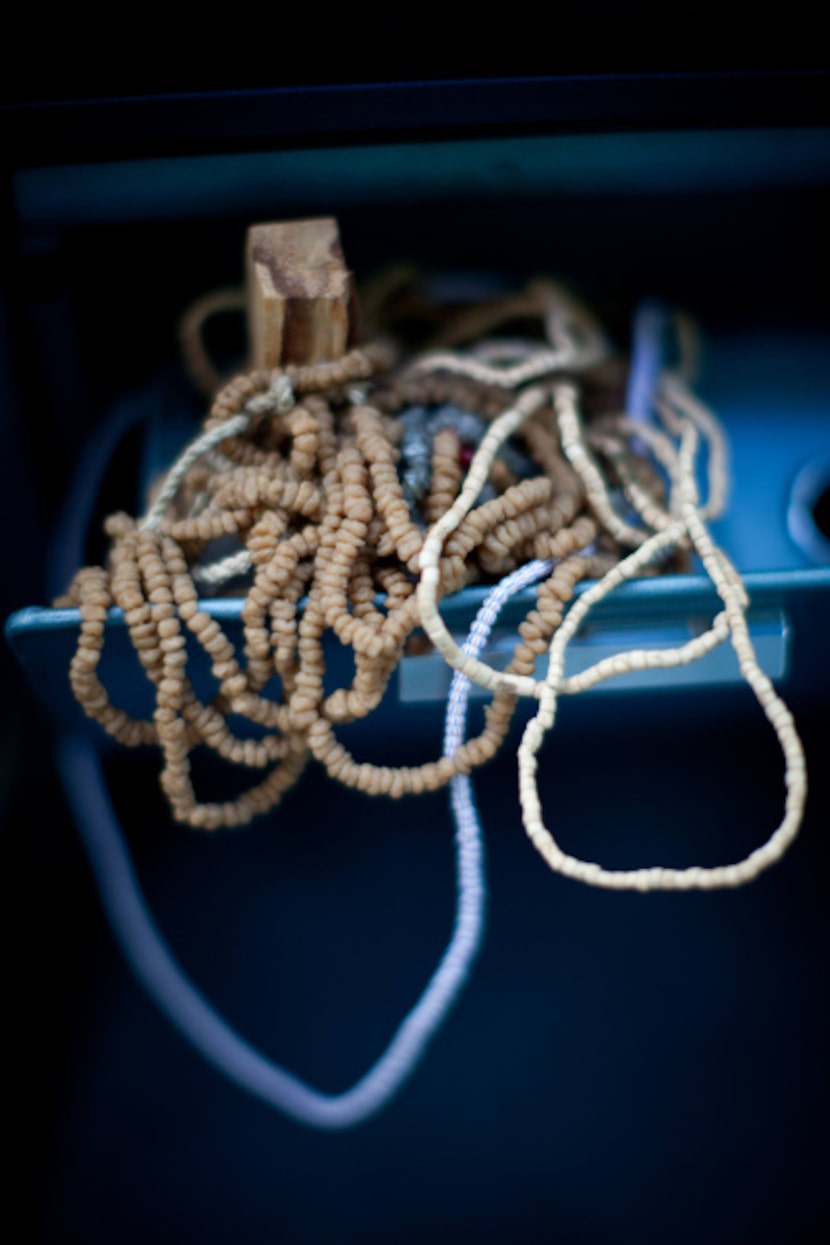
[246,218,357,368]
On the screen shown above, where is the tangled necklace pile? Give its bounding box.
[58,280,805,889]
[52,274,809,1129]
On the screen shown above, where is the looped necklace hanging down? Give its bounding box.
[416,314,806,892]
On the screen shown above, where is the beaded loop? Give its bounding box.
[516,385,806,891]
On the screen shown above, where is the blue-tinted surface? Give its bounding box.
[8,332,830,741]
[15,129,830,227]
[705,333,830,571]
[27,710,830,1244]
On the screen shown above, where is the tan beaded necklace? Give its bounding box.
[62,331,623,825]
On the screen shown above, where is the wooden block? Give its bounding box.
[246,218,357,368]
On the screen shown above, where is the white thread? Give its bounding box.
[445,556,557,755]
[245,374,295,419]
[141,375,295,531]
[443,558,555,977]
[410,341,603,389]
[417,386,555,700]
[141,414,251,530]
[411,286,609,389]
[192,548,254,588]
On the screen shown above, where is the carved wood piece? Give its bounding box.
[246,218,357,368]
